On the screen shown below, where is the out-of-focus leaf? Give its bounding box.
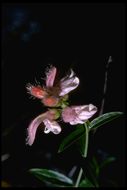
[79,178,95,187]
[58,125,85,153]
[29,168,73,186]
[99,156,116,169]
[1,181,11,187]
[89,112,123,130]
[1,154,10,162]
[89,156,100,177]
[2,126,15,137]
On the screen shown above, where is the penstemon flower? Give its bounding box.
[26,65,97,146]
[26,66,79,107]
[62,104,97,125]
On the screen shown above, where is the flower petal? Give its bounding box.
[75,104,97,120]
[70,118,84,125]
[43,119,61,134]
[62,107,77,123]
[46,66,57,87]
[44,127,51,134]
[26,84,47,99]
[26,113,46,146]
[59,70,79,96]
[42,96,59,107]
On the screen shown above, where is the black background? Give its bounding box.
[2,3,125,187]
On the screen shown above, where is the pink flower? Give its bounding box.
[26,66,79,107]
[26,66,98,146]
[62,104,97,125]
[26,109,61,146]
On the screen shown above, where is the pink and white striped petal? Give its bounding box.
[46,66,57,87]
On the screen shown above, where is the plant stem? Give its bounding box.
[74,122,89,187]
[75,168,83,187]
[84,122,89,158]
[99,56,112,116]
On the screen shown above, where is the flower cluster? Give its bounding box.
[26,66,97,145]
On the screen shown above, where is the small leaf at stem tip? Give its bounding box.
[79,178,95,187]
[99,156,116,169]
[89,112,123,130]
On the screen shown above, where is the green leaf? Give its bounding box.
[58,125,85,153]
[79,178,95,187]
[89,112,123,130]
[29,168,73,186]
[76,132,86,157]
[76,122,89,158]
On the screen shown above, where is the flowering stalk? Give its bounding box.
[26,65,123,188]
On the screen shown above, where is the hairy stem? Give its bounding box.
[74,122,89,187]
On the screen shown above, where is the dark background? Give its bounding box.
[2,3,125,187]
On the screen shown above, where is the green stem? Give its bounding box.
[84,122,89,158]
[74,122,89,187]
[75,168,83,188]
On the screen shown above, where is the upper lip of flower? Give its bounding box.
[46,66,57,88]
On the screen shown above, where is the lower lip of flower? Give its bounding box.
[42,96,59,107]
